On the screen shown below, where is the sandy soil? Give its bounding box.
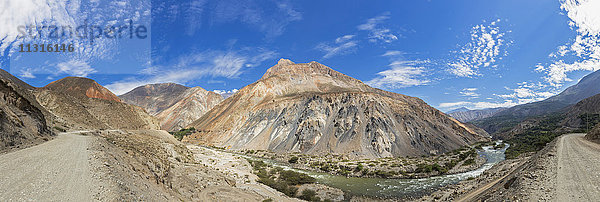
[0,132,101,201]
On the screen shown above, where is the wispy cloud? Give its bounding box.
[535,0,600,87]
[496,82,557,103]
[357,12,399,43]
[154,0,302,38]
[448,19,510,77]
[460,88,480,98]
[439,81,557,111]
[19,68,36,79]
[106,48,276,95]
[367,51,430,89]
[56,60,96,77]
[316,35,358,59]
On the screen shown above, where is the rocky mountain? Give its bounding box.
[475,69,600,134]
[493,93,600,140]
[586,123,600,143]
[447,107,470,113]
[185,59,489,158]
[120,83,224,131]
[35,77,159,130]
[43,77,122,102]
[120,83,190,115]
[560,93,600,128]
[449,107,505,123]
[0,69,53,152]
[156,87,224,131]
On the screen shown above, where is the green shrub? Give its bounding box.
[288,156,299,164]
[299,189,321,201]
[169,127,196,141]
[279,170,316,185]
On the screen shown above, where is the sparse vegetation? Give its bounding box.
[53,126,66,132]
[239,145,484,179]
[169,127,196,141]
[504,114,563,159]
[248,159,315,199]
[288,156,299,164]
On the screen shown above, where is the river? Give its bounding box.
[249,143,508,199]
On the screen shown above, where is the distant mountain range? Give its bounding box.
[0,59,493,159]
[185,59,489,158]
[448,107,505,123]
[474,69,600,134]
[120,83,224,131]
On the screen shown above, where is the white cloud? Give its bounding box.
[213,89,238,95]
[0,0,150,60]
[106,49,276,95]
[561,0,600,36]
[440,81,558,110]
[19,68,36,79]
[56,60,96,77]
[155,0,302,38]
[367,51,430,89]
[0,0,75,54]
[357,13,398,43]
[316,35,358,59]
[439,100,517,111]
[448,19,510,77]
[460,88,480,98]
[439,101,471,108]
[335,35,355,43]
[382,50,404,57]
[535,0,600,87]
[106,69,205,95]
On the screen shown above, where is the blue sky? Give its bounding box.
[1,0,600,112]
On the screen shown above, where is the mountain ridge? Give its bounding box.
[186,59,489,158]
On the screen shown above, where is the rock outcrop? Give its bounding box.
[186,59,489,158]
[586,123,600,143]
[0,69,53,152]
[36,77,159,130]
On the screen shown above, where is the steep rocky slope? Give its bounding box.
[586,123,600,143]
[35,77,159,130]
[0,69,53,152]
[120,83,190,115]
[156,87,223,131]
[186,59,489,158]
[475,69,600,134]
[449,107,505,122]
[561,94,600,128]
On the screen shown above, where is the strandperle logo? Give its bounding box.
[17,19,148,43]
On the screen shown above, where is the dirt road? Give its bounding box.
[0,132,98,201]
[556,133,600,201]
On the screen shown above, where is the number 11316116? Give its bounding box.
[19,44,75,53]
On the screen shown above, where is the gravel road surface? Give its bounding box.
[0,132,97,201]
[556,133,600,201]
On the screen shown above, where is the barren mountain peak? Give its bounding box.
[277,58,295,65]
[43,77,121,102]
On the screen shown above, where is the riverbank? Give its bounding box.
[234,142,493,180]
